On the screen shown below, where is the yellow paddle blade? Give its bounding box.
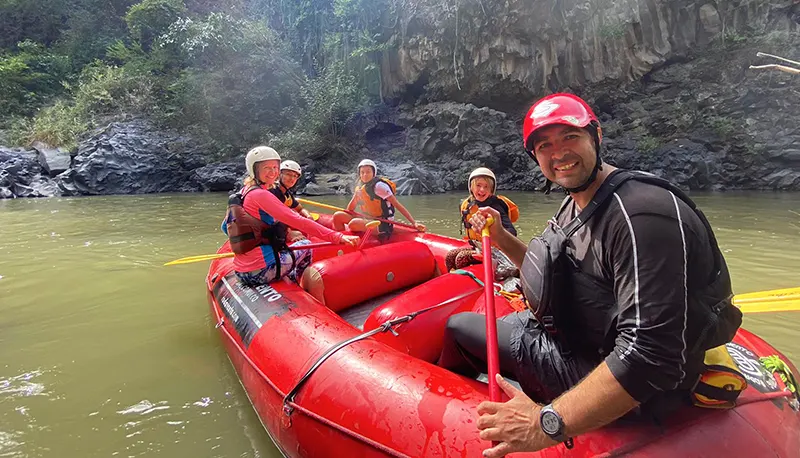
[164,252,234,266]
[365,220,381,229]
[311,212,320,221]
[733,286,800,304]
[738,298,800,314]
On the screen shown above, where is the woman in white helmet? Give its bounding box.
[332,159,426,236]
[221,146,360,286]
[269,160,313,219]
[460,167,519,242]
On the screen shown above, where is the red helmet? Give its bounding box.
[522,93,600,152]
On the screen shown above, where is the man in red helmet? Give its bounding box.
[437,93,742,456]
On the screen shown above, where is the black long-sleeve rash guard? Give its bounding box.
[557,179,720,403]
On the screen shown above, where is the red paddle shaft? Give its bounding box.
[481,217,501,402]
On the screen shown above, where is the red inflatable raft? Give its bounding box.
[205,227,800,457]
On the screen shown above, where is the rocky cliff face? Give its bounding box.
[381,0,799,108]
[355,0,800,192]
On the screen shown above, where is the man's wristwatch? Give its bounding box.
[540,404,570,445]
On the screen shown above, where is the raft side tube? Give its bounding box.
[300,241,437,313]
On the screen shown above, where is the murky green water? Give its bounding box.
[1,191,798,457]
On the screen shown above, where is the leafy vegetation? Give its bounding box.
[0,0,394,157]
[706,116,736,139]
[599,23,626,39]
[637,135,662,154]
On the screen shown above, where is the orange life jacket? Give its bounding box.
[354,177,397,219]
[460,195,519,241]
[225,186,289,255]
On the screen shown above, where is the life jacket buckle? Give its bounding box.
[541,315,558,334]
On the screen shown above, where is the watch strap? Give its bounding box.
[540,404,571,445]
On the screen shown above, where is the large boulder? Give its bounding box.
[56,120,210,196]
[191,160,245,192]
[32,141,71,176]
[0,147,60,198]
[302,182,339,196]
[380,162,445,195]
[301,173,352,195]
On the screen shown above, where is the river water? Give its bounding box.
[1,192,799,457]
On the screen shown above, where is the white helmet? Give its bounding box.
[245,146,280,179]
[280,160,302,175]
[468,167,496,195]
[357,159,377,174]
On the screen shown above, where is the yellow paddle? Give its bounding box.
[297,199,342,214]
[164,252,234,265]
[736,299,800,314]
[732,286,800,304]
[490,285,800,314]
[164,241,339,266]
[733,286,800,314]
[297,198,422,232]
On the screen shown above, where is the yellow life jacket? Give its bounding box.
[460,195,519,240]
[354,177,397,218]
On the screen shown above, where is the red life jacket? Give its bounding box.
[225,186,289,255]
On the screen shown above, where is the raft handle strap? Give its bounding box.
[453,269,521,300]
[283,287,483,417]
[761,355,800,410]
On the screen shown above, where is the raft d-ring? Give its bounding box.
[215,318,224,329]
[282,403,294,428]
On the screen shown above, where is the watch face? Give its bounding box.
[541,411,561,435]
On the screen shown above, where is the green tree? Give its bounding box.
[0,0,68,49]
[0,40,71,118]
[55,0,139,67]
[125,0,188,51]
[159,14,306,153]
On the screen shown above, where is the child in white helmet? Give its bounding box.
[269,160,313,219]
[460,167,518,242]
[446,167,520,279]
[332,159,426,236]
